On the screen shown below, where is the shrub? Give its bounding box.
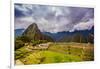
[15,40,24,50]
[31,40,48,46]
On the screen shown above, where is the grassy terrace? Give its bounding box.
[15,42,94,65]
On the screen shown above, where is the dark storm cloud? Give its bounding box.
[15,4,94,33]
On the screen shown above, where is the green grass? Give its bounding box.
[15,42,94,65]
[15,46,32,59]
[39,51,82,63]
[48,43,83,55]
[19,50,82,64]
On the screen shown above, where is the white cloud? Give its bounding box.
[73,19,94,31]
[15,16,35,29]
[15,16,94,33]
[15,5,28,13]
[15,4,94,33]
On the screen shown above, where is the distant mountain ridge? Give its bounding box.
[15,23,94,43]
[43,26,94,43]
[15,28,25,36]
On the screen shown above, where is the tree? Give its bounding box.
[15,40,24,50]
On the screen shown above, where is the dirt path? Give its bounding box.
[16,59,24,65]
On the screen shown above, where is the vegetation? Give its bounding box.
[15,40,24,50]
[31,40,48,46]
[15,36,32,50]
[15,42,94,65]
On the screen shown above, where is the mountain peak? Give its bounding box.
[22,23,53,41]
[22,23,41,39]
[27,23,38,30]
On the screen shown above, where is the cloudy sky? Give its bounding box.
[15,4,94,33]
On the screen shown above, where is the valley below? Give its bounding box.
[15,42,94,65]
